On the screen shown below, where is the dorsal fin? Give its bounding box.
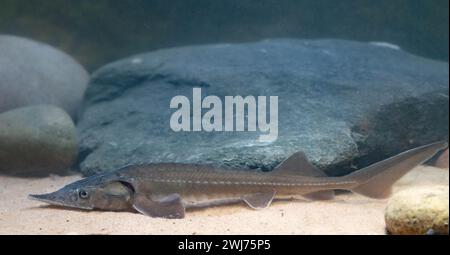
[274,152,327,177]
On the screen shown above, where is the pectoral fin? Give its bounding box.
[133,193,185,219]
[242,190,276,209]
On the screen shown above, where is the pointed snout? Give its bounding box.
[29,190,94,210]
[28,192,67,207]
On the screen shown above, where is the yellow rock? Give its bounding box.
[385,186,449,235]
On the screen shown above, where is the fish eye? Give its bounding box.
[78,189,89,199]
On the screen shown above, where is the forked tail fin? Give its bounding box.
[346,141,448,199]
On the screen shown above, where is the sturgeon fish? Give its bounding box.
[29,141,447,219]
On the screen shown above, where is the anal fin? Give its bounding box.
[133,193,185,219]
[242,190,276,209]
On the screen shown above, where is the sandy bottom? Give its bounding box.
[0,165,447,235]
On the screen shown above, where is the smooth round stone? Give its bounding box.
[0,105,78,175]
[385,186,449,235]
[0,35,89,120]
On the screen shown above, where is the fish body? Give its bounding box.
[30,141,448,219]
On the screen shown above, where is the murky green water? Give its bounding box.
[1,0,448,70]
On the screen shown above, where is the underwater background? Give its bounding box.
[0,0,448,70]
[0,0,448,235]
[0,0,448,175]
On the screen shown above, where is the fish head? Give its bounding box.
[29,180,97,210]
[29,175,134,211]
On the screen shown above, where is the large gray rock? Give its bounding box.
[0,35,89,119]
[0,105,78,176]
[77,39,449,176]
